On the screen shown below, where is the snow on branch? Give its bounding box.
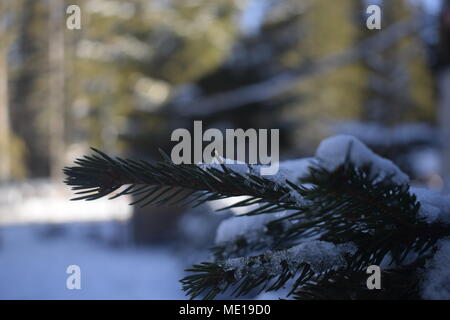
[315,135,410,185]
[181,240,355,299]
[64,135,450,299]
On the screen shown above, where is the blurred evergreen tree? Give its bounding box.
[337,1,437,180]
[66,0,242,243]
[437,0,450,189]
[288,0,435,151]
[360,0,435,124]
[68,0,240,155]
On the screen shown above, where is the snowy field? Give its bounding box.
[0,180,186,300]
[0,180,133,225]
[0,222,186,299]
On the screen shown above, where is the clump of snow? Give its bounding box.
[285,241,353,272]
[260,158,316,205]
[199,153,315,182]
[214,211,294,258]
[412,187,450,224]
[222,241,354,281]
[315,135,410,185]
[264,157,317,185]
[421,239,450,299]
[215,214,278,245]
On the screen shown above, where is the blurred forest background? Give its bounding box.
[0,0,450,299]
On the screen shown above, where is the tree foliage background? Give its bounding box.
[0,0,440,179]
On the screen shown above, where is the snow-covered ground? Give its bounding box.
[0,222,186,299]
[0,180,132,225]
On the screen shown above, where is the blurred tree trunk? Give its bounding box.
[132,205,186,244]
[131,186,187,244]
[0,1,11,181]
[48,0,65,181]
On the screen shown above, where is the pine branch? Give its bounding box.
[64,148,450,268]
[274,162,450,269]
[64,147,450,300]
[211,215,294,261]
[293,258,426,300]
[63,148,303,212]
[181,241,351,300]
[181,252,314,300]
[196,160,450,300]
[209,160,450,267]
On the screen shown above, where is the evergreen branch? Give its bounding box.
[64,147,450,300]
[274,162,450,268]
[210,160,450,265]
[211,215,294,261]
[63,148,303,211]
[205,159,450,296]
[181,256,314,300]
[181,241,349,300]
[293,258,426,300]
[184,160,449,300]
